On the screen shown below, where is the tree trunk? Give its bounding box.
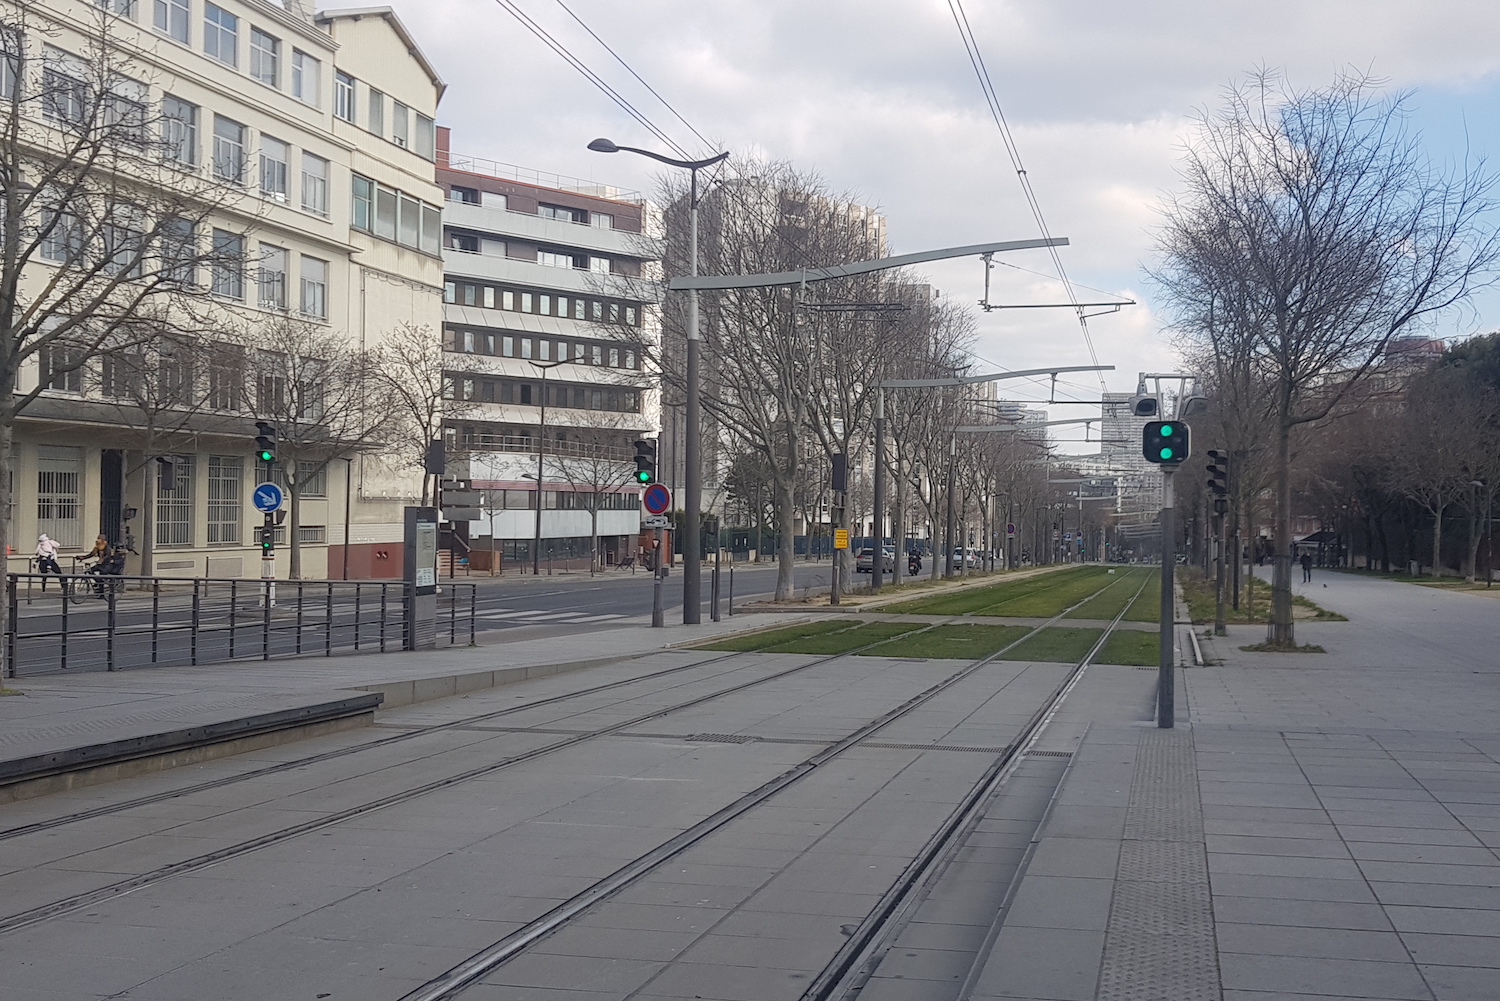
[0,417,12,679]
[774,477,795,601]
[139,460,156,578]
[892,466,907,589]
[1269,412,1295,646]
[590,505,599,577]
[1465,502,1479,584]
[289,483,302,580]
[1430,503,1445,580]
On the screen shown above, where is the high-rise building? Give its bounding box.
[434,133,661,570]
[3,2,444,579]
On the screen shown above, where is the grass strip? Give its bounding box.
[698,619,853,652]
[1122,573,1163,622]
[860,624,1032,660]
[997,627,1104,663]
[1064,568,1151,620]
[1094,629,1159,666]
[1178,568,1346,624]
[882,565,1103,617]
[767,620,919,654]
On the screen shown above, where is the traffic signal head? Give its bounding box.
[1143,421,1190,464]
[259,524,274,551]
[254,421,277,464]
[1206,449,1229,496]
[632,439,657,485]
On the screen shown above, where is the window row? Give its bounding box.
[447,187,617,230]
[445,328,640,370]
[38,342,329,417]
[443,281,641,327]
[351,175,441,255]
[448,230,615,275]
[483,489,640,511]
[152,1,328,112]
[442,374,642,414]
[207,231,329,317]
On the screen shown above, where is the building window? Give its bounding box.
[334,71,354,121]
[207,344,242,410]
[212,114,246,184]
[296,461,326,497]
[391,101,409,147]
[415,113,435,160]
[591,256,610,274]
[351,174,373,231]
[210,229,244,299]
[258,244,287,309]
[39,211,83,263]
[592,212,614,230]
[42,66,86,125]
[300,256,327,318]
[443,281,455,304]
[291,50,319,106]
[103,219,144,277]
[154,0,189,43]
[300,152,329,217]
[539,203,584,223]
[203,4,237,67]
[161,217,196,285]
[0,27,19,101]
[207,456,242,545]
[449,185,478,204]
[483,287,495,309]
[249,27,278,86]
[375,185,397,240]
[421,204,441,255]
[298,525,326,544]
[156,455,193,547]
[367,87,384,135]
[39,342,84,393]
[161,95,197,166]
[258,135,288,202]
[37,446,82,550]
[521,293,533,313]
[397,193,419,246]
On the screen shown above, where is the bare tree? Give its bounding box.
[1155,69,1500,645]
[369,322,474,505]
[242,314,390,579]
[0,4,261,667]
[548,418,641,574]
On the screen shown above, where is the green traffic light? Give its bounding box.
[1160,424,1174,436]
[635,470,651,483]
[1160,447,1174,460]
[258,450,274,463]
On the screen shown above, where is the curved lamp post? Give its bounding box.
[588,138,729,624]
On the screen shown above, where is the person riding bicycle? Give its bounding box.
[81,541,127,595]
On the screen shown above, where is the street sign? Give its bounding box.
[834,528,849,550]
[1006,523,1016,537]
[642,514,670,529]
[642,483,672,515]
[252,482,284,513]
[1064,532,1074,542]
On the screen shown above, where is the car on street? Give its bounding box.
[856,547,895,573]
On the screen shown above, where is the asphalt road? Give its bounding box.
[8,561,839,675]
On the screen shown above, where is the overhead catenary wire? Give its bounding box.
[944,0,1108,392]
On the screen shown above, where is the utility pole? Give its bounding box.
[1158,466,1176,728]
[871,388,885,594]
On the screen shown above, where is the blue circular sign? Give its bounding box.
[252,482,284,513]
[642,483,672,515]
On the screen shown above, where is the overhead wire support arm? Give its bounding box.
[880,364,1112,390]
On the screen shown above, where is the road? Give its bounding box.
[7,561,837,676]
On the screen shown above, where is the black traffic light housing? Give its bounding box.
[1143,421,1190,465]
[632,439,657,485]
[255,421,278,465]
[1206,449,1229,496]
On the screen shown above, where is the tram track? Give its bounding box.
[0,572,1138,951]
[396,574,1150,1001]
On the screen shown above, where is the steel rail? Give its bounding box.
[396,571,1140,1001]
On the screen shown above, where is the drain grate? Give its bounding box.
[686,733,756,744]
[860,741,1011,754]
[1027,749,1074,758]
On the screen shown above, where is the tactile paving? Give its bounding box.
[1095,728,1221,1001]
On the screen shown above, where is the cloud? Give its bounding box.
[369,0,1500,403]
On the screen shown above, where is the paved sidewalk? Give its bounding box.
[0,612,805,796]
[968,570,1500,1001]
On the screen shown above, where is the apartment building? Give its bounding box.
[435,132,661,570]
[4,1,444,579]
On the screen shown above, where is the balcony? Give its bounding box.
[442,250,660,302]
[456,432,636,463]
[443,200,661,261]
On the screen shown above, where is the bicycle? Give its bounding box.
[65,564,127,604]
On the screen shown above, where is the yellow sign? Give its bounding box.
[834,529,849,550]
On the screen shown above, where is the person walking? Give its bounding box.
[1301,551,1313,584]
[35,534,62,590]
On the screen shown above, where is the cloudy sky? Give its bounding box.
[365,0,1500,446]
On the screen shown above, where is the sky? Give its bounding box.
[361,0,1500,450]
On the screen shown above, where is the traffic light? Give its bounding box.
[254,421,277,465]
[632,439,656,485]
[1206,449,1229,496]
[259,523,275,551]
[1143,421,1190,464]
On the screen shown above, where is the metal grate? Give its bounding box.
[686,733,756,744]
[1028,749,1075,758]
[860,741,1011,753]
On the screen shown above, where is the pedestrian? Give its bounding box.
[1301,551,1313,583]
[35,534,62,590]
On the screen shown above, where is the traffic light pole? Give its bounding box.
[652,527,665,628]
[1158,466,1176,729]
[1215,503,1228,636]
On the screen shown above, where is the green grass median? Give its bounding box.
[861,623,1032,660]
[1094,629,1159,666]
[998,627,1104,662]
[699,619,922,655]
[1064,568,1152,620]
[884,565,1112,618]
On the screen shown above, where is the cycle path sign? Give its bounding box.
[252,482,284,513]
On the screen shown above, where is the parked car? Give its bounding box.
[855,547,896,573]
[947,547,982,570]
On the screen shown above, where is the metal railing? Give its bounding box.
[456,432,635,462]
[5,573,477,677]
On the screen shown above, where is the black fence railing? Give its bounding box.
[5,573,477,677]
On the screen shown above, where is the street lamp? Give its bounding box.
[528,358,564,575]
[589,138,729,624]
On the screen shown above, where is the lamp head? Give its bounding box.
[587,138,619,153]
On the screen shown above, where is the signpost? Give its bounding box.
[833,529,849,550]
[252,482,283,604]
[642,484,672,628]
